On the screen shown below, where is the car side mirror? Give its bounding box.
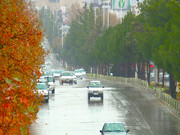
[87,86,89,88]
[100,130,103,133]
[126,129,130,133]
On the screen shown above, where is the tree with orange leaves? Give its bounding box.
[0,0,46,134]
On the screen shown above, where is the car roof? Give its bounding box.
[37,82,46,85]
[104,122,124,124]
[90,80,101,83]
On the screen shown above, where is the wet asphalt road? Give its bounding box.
[30,78,180,135]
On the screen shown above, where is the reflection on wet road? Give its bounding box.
[30,78,180,135]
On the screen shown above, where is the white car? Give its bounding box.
[37,76,48,87]
[79,68,86,77]
[87,80,104,101]
[70,71,77,84]
[36,83,49,102]
[74,69,83,79]
[45,76,55,94]
[51,70,62,80]
[59,71,75,85]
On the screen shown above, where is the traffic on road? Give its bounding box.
[30,61,180,135]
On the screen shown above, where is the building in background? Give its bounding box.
[90,0,131,26]
[29,0,84,11]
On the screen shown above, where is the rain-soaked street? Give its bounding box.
[30,78,180,135]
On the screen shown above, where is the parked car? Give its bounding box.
[100,122,130,135]
[36,83,49,102]
[159,72,169,81]
[59,71,74,85]
[45,76,55,94]
[87,80,104,101]
[37,76,48,87]
[150,72,155,81]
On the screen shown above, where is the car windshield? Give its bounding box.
[53,70,60,74]
[62,72,72,76]
[37,83,47,90]
[75,70,81,73]
[45,77,53,82]
[79,69,85,72]
[70,72,75,75]
[38,78,46,83]
[45,72,52,76]
[103,123,126,132]
[89,81,102,87]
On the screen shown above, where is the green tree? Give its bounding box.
[136,0,180,98]
[63,4,103,68]
[92,12,144,77]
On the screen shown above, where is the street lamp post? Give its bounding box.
[62,24,63,48]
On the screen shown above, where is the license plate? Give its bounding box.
[94,93,99,95]
[66,80,70,82]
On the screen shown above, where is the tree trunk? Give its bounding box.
[169,74,176,99]
[99,64,102,74]
[142,62,145,80]
[147,61,150,85]
[157,68,160,85]
[162,69,165,88]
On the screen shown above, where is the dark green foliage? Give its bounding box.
[92,12,144,77]
[136,0,180,98]
[63,4,103,68]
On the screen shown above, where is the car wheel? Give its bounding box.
[45,98,49,103]
[88,94,90,100]
[52,89,55,94]
[101,95,103,100]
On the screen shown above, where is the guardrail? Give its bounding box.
[87,74,180,115]
[155,89,180,114]
[87,74,148,89]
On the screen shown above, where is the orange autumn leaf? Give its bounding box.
[0,0,46,134]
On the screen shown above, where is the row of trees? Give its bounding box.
[61,0,179,99]
[63,4,103,67]
[137,0,180,98]
[0,0,46,134]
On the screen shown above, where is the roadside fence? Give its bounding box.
[87,74,180,115]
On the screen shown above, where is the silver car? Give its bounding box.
[87,80,104,101]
